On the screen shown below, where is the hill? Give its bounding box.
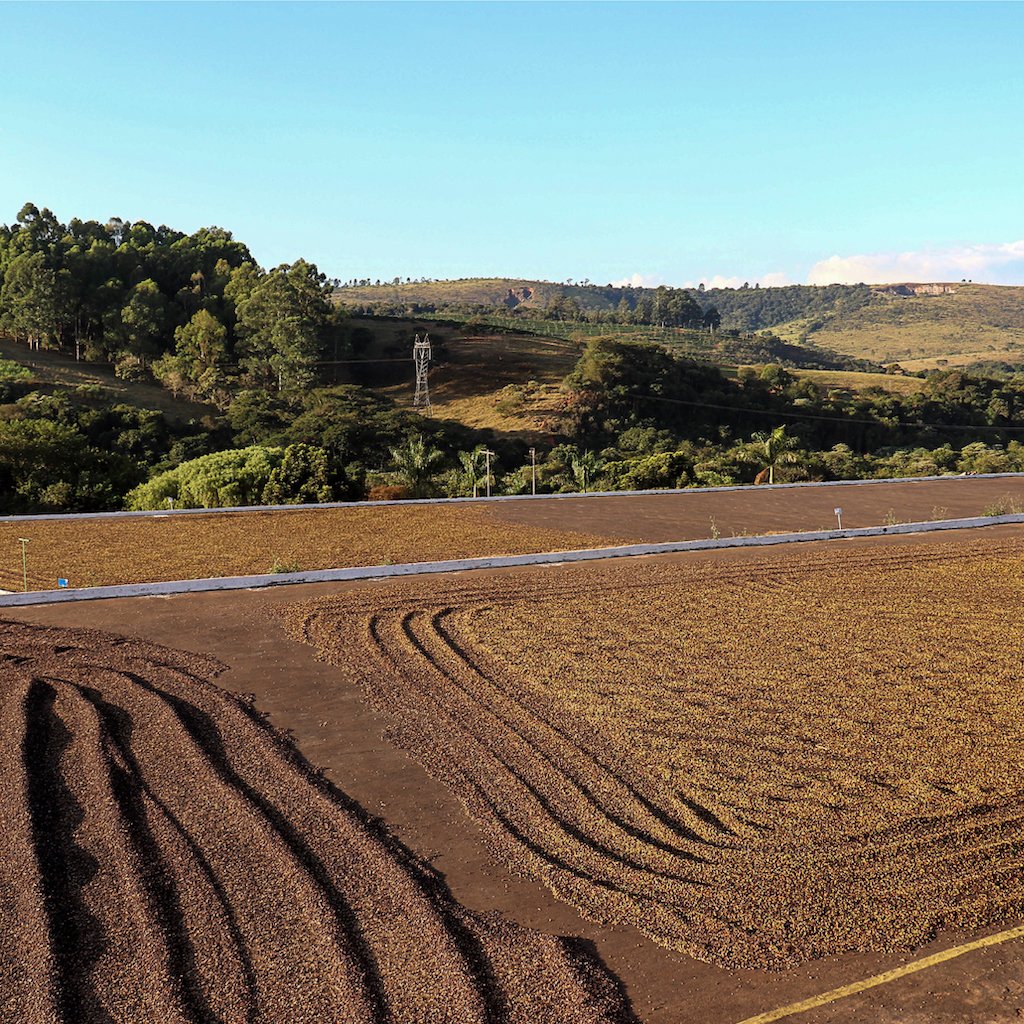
[333,314,897,440]
[336,278,1024,369]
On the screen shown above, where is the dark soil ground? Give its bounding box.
[7,527,1024,1023]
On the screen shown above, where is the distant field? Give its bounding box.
[791,368,927,395]
[291,533,1024,968]
[899,348,1024,373]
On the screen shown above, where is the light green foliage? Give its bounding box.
[0,358,31,381]
[388,435,444,498]
[127,446,285,509]
[746,425,802,484]
[262,443,338,505]
[126,442,346,510]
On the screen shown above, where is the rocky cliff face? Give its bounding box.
[501,286,534,308]
[877,283,958,297]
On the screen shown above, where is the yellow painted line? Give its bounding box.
[736,923,1024,1024]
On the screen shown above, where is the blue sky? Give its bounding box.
[2,1,1022,286]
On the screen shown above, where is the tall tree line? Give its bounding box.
[0,203,345,405]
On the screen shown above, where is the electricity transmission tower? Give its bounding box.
[413,333,431,410]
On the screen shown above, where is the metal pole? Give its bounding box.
[18,538,29,592]
[484,450,492,498]
[529,447,536,495]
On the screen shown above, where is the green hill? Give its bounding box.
[336,278,1024,369]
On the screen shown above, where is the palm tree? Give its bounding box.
[570,450,603,494]
[749,425,800,484]
[457,446,486,497]
[389,435,444,498]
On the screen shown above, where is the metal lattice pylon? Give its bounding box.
[413,333,431,409]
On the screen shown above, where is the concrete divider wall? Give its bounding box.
[1,472,1023,524]
[1,513,1020,608]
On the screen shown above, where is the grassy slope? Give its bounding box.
[810,285,1024,366]
[348,316,916,438]
[342,316,580,439]
[338,279,1024,368]
[338,278,617,311]
[0,337,216,423]
[790,368,926,396]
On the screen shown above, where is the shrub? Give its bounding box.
[368,484,412,501]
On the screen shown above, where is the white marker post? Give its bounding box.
[834,507,844,530]
[18,538,29,592]
[529,447,537,496]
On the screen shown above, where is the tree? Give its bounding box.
[0,252,59,349]
[262,443,347,504]
[154,308,231,402]
[702,305,721,334]
[126,446,284,509]
[388,435,444,498]
[119,279,166,369]
[570,449,603,493]
[234,261,330,396]
[748,426,801,484]
[457,445,488,497]
[0,419,139,513]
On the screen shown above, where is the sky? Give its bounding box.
[2,1,1023,288]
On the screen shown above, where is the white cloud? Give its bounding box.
[682,272,793,290]
[615,271,793,290]
[611,272,666,288]
[807,241,1024,286]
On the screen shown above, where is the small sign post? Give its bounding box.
[834,507,844,530]
[57,578,69,589]
[18,538,29,592]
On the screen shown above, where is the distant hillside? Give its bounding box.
[797,284,1024,367]
[336,278,1024,368]
[337,277,623,313]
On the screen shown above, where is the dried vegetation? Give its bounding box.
[289,535,1024,968]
